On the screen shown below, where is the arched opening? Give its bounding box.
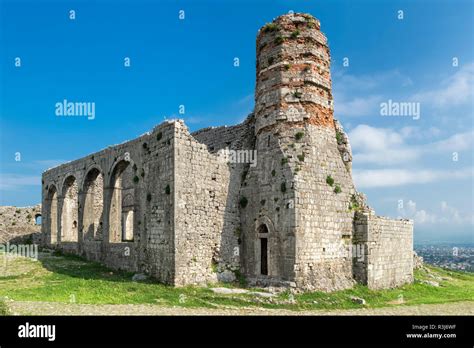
[121,193,134,241]
[61,176,78,242]
[34,214,42,225]
[109,160,135,242]
[46,186,58,244]
[258,224,269,275]
[82,168,104,241]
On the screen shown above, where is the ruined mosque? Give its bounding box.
[41,13,414,292]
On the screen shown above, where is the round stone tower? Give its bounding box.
[240,13,356,291]
[254,13,334,134]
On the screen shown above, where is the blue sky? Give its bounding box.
[0,0,473,243]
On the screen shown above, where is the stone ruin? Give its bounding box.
[40,13,414,291]
[0,205,42,244]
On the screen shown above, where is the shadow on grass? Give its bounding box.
[37,249,158,285]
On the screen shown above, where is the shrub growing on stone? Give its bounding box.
[291,29,300,39]
[156,132,162,141]
[133,176,139,184]
[349,194,360,211]
[165,184,171,195]
[334,184,342,194]
[281,182,287,193]
[295,131,305,140]
[268,56,274,65]
[239,197,248,208]
[275,36,284,45]
[263,23,278,32]
[326,175,334,186]
[271,169,276,176]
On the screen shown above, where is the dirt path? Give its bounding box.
[6,300,474,316]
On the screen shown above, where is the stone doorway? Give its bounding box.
[260,237,268,275]
[257,223,269,275]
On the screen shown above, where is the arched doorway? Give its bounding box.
[46,186,58,244]
[257,224,269,275]
[61,176,78,242]
[108,160,135,242]
[82,168,104,241]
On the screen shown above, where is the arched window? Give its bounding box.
[109,160,134,243]
[46,185,58,244]
[34,214,42,225]
[258,224,269,234]
[61,176,79,242]
[82,168,104,241]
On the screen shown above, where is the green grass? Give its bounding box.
[0,251,472,311]
[0,298,10,315]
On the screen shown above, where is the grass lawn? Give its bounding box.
[0,250,472,312]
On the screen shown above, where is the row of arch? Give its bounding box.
[45,160,135,245]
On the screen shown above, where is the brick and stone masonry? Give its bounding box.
[39,13,414,291]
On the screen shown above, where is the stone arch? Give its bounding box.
[255,216,275,276]
[108,152,135,184]
[34,213,42,225]
[108,159,135,242]
[254,216,275,234]
[60,175,79,242]
[45,185,58,244]
[81,167,104,241]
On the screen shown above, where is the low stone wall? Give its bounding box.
[0,205,42,244]
[353,212,413,289]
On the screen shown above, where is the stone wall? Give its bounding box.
[172,119,256,285]
[192,115,255,154]
[353,212,414,289]
[292,125,356,292]
[41,121,177,282]
[0,205,42,244]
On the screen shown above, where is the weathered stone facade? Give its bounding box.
[0,205,42,244]
[41,13,413,291]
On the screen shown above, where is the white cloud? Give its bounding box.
[333,63,474,119]
[431,131,474,152]
[333,69,412,117]
[333,69,413,91]
[353,167,473,188]
[413,62,474,108]
[399,126,441,140]
[398,200,474,226]
[0,174,40,190]
[334,95,382,117]
[348,125,474,165]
